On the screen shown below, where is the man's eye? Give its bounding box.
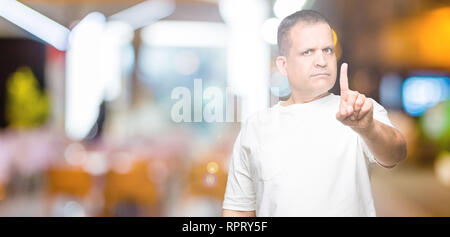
[302,50,312,55]
[323,48,334,54]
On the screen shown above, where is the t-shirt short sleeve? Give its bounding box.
[222,120,256,211]
[358,98,396,167]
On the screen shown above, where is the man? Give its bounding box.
[222,10,406,217]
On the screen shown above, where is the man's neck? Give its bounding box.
[285,91,330,105]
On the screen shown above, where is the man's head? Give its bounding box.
[276,10,337,100]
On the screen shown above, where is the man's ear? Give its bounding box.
[276,56,288,77]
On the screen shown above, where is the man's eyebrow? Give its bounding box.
[299,46,334,52]
[300,47,317,52]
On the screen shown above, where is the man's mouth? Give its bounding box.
[310,73,330,78]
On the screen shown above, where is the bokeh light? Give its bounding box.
[273,0,309,19]
[434,151,450,187]
[402,76,450,116]
[261,17,281,45]
[64,143,87,166]
[421,100,450,144]
[203,173,218,188]
[206,162,219,174]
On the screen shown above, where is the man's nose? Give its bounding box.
[314,52,327,67]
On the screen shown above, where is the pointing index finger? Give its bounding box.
[340,63,349,99]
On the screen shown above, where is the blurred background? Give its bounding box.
[0,0,449,217]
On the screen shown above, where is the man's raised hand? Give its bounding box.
[336,63,374,130]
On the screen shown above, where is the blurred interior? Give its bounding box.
[0,0,449,216]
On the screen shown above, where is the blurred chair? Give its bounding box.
[103,161,159,216]
[44,167,93,216]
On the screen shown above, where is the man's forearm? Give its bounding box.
[353,120,407,167]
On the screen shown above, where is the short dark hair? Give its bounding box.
[277,10,331,56]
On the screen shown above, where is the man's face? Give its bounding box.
[276,22,337,98]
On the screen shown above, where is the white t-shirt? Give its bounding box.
[222,93,395,217]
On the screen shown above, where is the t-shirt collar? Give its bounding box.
[275,92,335,110]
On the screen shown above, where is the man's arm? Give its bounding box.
[336,63,407,167]
[353,119,406,167]
[222,209,256,217]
